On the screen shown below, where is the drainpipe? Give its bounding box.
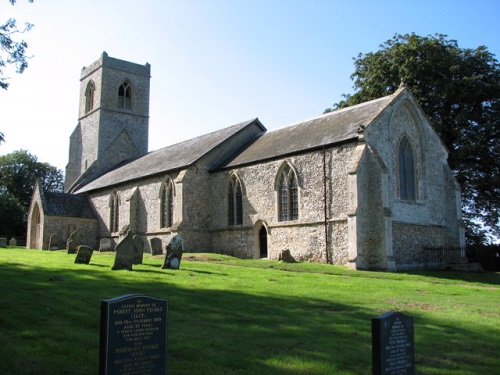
[323,146,330,264]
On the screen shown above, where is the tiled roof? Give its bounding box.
[75,118,261,193]
[43,192,96,219]
[222,91,398,168]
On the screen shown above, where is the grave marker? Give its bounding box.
[99,294,168,375]
[372,311,415,375]
[75,245,94,264]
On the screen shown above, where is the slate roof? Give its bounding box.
[222,90,400,169]
[75,118,262,193]
[43,191,96,219]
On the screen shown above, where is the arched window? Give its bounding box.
[85,80,95,113]
[160,178,174,228]
[118,81,132,110]
[398,136,417,201]
[109,191,119,233]
[228,174,243,226]
[277,163,299,221]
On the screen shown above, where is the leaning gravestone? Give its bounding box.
[66,229,82,254]
[9,237,17,247]
[161,235,184,270]
[133,236,144,265]
[112,232,136,271]
[99,294,168,375]
[150,237,163,256]
[75,245,94,264]
[372,311,415,375]
[99,237,114,252]
[0,238,6,248]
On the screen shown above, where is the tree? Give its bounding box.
[0,0,34,144]
[0,150,63,238]
[326,33,500,244]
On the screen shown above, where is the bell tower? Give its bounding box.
[65,52,151,192]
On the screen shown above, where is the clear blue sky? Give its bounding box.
[1,0,499,171]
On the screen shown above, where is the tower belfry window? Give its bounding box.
[118,82,132,110]
[85,81,95,113]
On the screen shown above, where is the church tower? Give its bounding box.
[65,52,151,192]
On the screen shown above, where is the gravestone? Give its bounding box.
[99,237,114,252]
[0,238,6,248]
[66,229,82,254]
[99,294,168,375]
[48,234,60,250]
[278,249,296,263]
[133,235,144,264]
[372,311,415,375]
[112,232,136,271]
[75,245,94,264]
[161,235,184,270]
[150,237,163,256]
[9,237,17,246]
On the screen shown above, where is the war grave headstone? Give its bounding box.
[150,237,163,256]
[48,234,60,250]
[75,245,94,264]
[9,237,17,246]
[66,229,82,254]
[0,238,6,248]
[99,238,114,252]
[161,235,184,270]
[372,311,415,375]
[133,236,144,265]
[99,294,168,375]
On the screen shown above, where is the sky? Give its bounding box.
[1,0,499,172]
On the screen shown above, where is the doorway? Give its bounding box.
[259,225,268,258]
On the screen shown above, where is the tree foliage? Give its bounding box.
[0,150,63,238]
[326,33,500,244]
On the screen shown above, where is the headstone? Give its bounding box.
[99,294,168,375]
[112,232,135,271]
[99,237,114,252]
[161,235,184,270]
[48,234,60,250]
[278,249,296,263]
[9,237,17,247]
[133,235,144,264]
[66,229,82,254]
[0,238,6,248]
[75,245,94,264]
[372,311,415,375]
[150,237,163,256]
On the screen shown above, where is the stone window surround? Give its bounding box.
[275,161,300,222]
[227,172,243,226]
[118,80,133,110]
[159,176,175,229]
[109,190,120,234]
[397,134,418,202]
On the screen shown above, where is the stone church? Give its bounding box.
[27,52,464,270]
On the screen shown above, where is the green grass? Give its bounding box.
[0,248,498,374]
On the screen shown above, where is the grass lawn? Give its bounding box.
[0,247,498,374]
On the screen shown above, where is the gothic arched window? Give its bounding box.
[85,80,95,114]
[277,163,299,222]
[160,178,174,228]
[398,136,417,201]
[118,81,132,110]
[228,174,243,226]
[109,191,119,233]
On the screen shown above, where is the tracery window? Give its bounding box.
[160,178,174,228]
[109,191,119,233]
[398,136,417,201]
[228,174,243,226]
[277,163,299,221]
[118,81,132,110]
[85,80,95,113]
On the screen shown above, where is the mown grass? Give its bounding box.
[0,247,498,374]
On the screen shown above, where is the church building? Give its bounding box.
[27,53,465,270]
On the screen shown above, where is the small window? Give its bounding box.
[160,179,174,228]
[398,136,417,200]
[277,163,299,222]
[109,191,119,233]
[228,174,243,226]
[118,82,132,110]
[85,81,95,114]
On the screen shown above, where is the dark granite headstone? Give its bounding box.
[99,294,168,375]
[133,235,144,265]
[112,232,136,271]
[161,235,184,270]
[372,311,415,375]
[66,229,82,254]
[150,237,163,256]
[75,245,94,264]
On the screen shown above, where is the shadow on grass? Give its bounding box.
[401,269,500,286]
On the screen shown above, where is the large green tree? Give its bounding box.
[0,150,63,238]
[326,33,500,244]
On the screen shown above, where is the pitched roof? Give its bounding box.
[75,118,262,193]
[43,192,96,219]
[222,90,400,169]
